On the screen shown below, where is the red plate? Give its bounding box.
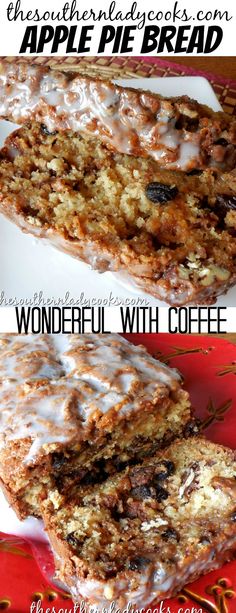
[0,334,236,613]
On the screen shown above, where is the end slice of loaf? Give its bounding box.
[41,438,236,608]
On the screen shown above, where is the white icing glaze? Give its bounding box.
[0,63,202,170]
[173,141,200,170]
[0,334,182,466]
[0,334,63,383]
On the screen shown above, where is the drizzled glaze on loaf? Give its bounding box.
[0,62,235,171]
[0,334,181,465]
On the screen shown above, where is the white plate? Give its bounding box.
[0,76,235,307]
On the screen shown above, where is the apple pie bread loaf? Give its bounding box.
[0,333,193,519]
[0,62,235,171]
